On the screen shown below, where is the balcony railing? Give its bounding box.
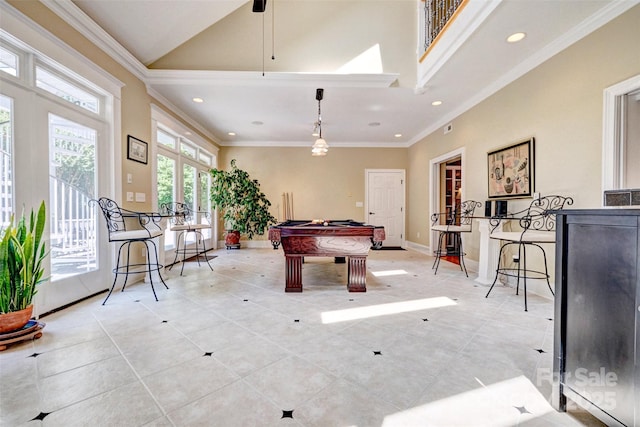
[50,176,97,280]
[422,0,466,55]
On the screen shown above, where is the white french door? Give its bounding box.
[2,79,111,314]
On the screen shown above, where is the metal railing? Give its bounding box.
[423,0,465,53]
[49,176,97,279]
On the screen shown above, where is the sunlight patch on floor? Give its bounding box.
[371,269,408,277]
[321,297,456,324]
[382,375,554,426]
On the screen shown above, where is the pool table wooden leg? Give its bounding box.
[347,256,367,292]
[285,255,303,292]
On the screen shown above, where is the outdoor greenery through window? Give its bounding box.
[155,123,216,250]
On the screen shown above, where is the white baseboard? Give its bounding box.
[216,239,273,249]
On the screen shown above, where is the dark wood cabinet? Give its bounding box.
[553,209,640,427]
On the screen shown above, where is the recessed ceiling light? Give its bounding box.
[432,100,442,106]
[228,132,236,136]
[368,122,381,127]
[507,32,526,43]
[394,133,402,138]
[251,121,264,126]
[185,131,192,136]
[192,97,204,103]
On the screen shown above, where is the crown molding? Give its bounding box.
[146,69,399,88]
[41,0,148,81]
[219,140,410,148]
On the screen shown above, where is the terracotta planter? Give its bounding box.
[0,305,34,334]
[225,230,241,249]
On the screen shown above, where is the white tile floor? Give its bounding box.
[0,248,605,426]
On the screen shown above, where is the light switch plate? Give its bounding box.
[135,192,145,202]
[126,192,134,202]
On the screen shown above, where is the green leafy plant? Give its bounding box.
[210,159,277,239]
[0,201,48,313]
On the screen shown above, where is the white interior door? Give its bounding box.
[365,169,405,247]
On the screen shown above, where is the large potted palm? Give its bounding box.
[210,159,277,248]
[0,201,47,333]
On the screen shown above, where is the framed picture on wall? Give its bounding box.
[487,137,534,199]
[127,135,148,164]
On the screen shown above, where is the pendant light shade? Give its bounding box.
[312,138,328,156]
[311,88,329,156]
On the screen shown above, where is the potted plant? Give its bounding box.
[210,159,277,248]
[0,201,47,333]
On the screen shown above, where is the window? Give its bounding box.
[181,141,196,159]
[157,128,176,149]
[0,45,18,77]
[199,151,212,166]
[0,94,13,226]
[36,65,100,113]
[152,107,218,254]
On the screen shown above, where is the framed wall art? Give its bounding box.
[487,137,534,199]
[127,135,148,164]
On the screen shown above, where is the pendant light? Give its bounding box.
[311,88,329,156]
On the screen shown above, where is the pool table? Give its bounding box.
[268,220,385,292]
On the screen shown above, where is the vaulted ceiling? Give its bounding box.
[47,0,637,148]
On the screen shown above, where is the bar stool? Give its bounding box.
[431,200,482,277]
[91,197,168,304]
[485,195,573,311]
[161,202,214,276]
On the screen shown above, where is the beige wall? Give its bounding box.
[218,146,407,239]
[408,4,640,261]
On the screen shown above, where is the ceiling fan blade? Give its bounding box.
[252,0,267,13]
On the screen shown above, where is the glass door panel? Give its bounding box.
[157,153,176,250]
[48,114,97,280]
[199,170,211,240]
[0,94,14,227]
[183,163,196,244]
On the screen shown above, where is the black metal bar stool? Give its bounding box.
[91,197,168,305]
[161,202,214,276]
[485,195,573,311]
[431,200,482,277]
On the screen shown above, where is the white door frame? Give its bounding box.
[429,148,466,253]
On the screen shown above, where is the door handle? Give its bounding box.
[369,212,375,215]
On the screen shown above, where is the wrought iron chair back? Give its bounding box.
[95,197,127,234]
[490,195,574,238]
[486,194,574,311]
[430,200,482,277]
[431,200,482,229]
[93,197,162,241]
